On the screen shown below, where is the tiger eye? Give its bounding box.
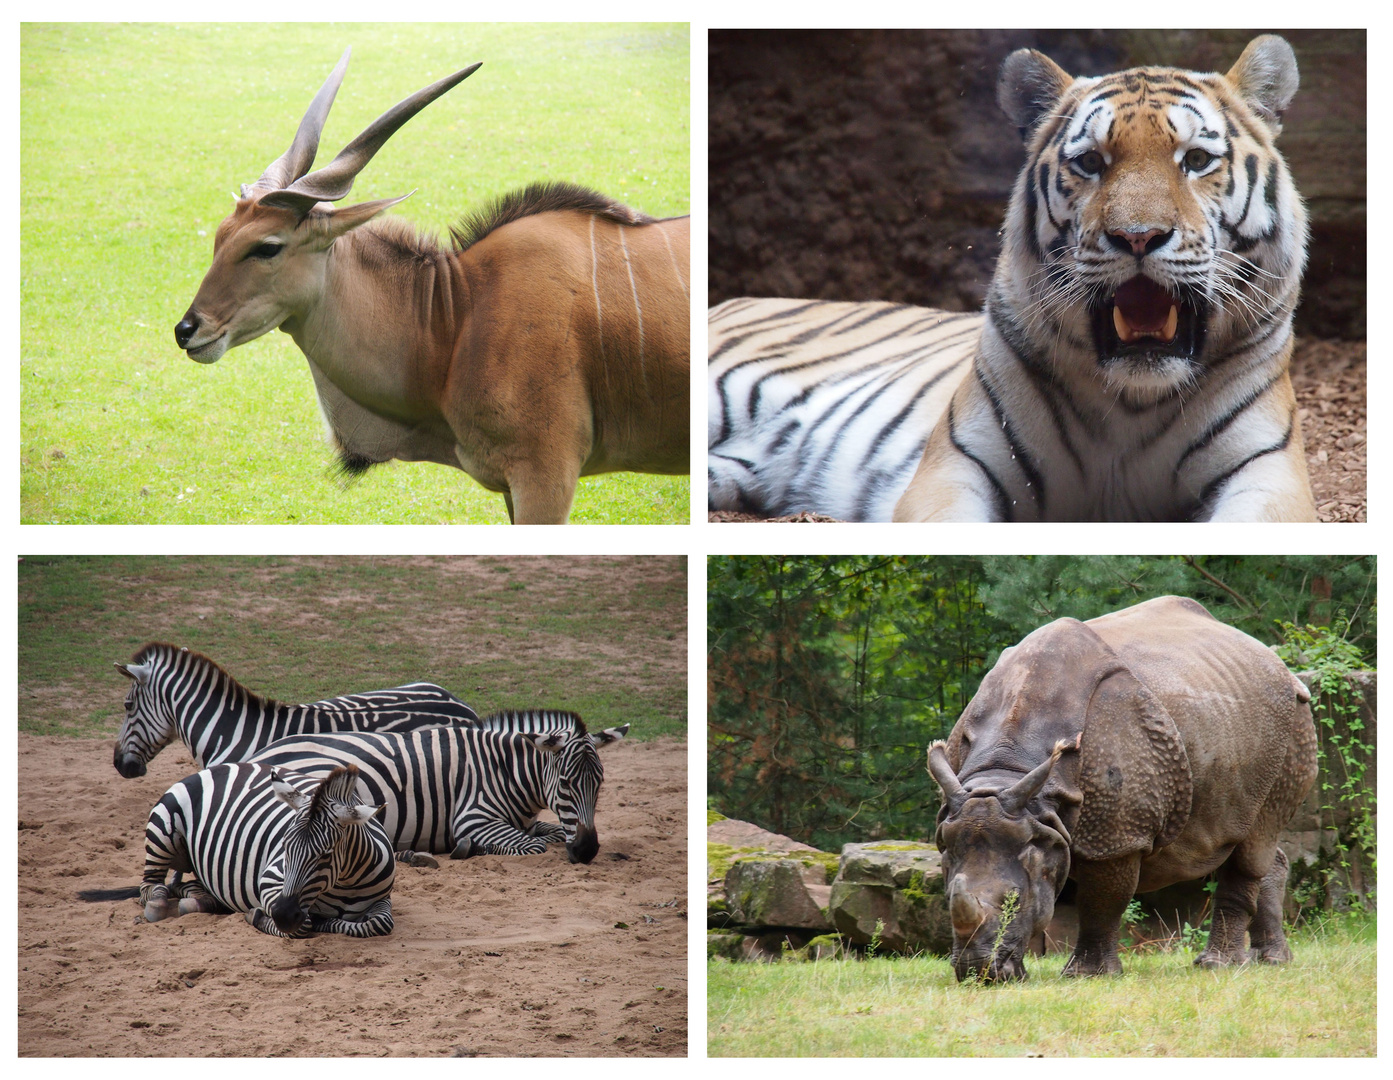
[1074,150,1105,176]
[1184,147,1215,172]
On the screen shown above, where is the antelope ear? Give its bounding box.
[276,192,414,240]
[591,724,629,748]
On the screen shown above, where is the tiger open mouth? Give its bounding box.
[1090,275,1207,367]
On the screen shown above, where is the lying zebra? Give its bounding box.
[113,642,480,777]
[80,764,395,937]
[249,711,627,865]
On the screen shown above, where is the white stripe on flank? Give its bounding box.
[657,222,688,299]
[618,226,647,394]
[589,216,604,358]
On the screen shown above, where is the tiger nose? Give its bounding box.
[1107,228,1173,256]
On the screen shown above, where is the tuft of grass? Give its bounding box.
[19,555,688,740]
[21,23,690,524]
[708,918,1376,1056]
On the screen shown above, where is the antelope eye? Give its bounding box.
[1073,150,1105,176]
[247,241,283,260]
[1183,147,1216,172]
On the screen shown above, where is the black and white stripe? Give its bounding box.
[112,642,479,778]
[135,763,395,937]
[248,711,627,865]
[708,298,979,520]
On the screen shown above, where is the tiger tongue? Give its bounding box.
[1112,276,1179,344]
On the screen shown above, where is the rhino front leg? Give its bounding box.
[1064,854,1139,977]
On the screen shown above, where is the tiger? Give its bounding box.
[708,36,1317,522]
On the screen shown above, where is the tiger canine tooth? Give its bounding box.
[1163,304,1178,341]
[1113,305,1134,343]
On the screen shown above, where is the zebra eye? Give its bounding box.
[1072,150,1105,177]
[1183,147,1216,173]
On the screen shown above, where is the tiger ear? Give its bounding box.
[1226,35,1299,133]
[997,48,1073,143]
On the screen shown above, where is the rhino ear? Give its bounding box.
[1073,665,1192,861]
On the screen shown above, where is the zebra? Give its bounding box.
[247,711,627,864]
[112,642,480,778]
[79,763,396,938]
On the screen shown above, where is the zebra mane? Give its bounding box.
[130,642,281,709]
[480,709,588,737]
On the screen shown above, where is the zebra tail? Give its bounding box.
[77,886,141,902]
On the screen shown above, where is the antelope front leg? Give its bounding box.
[505,460,582,524]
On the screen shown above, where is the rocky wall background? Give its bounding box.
[708,29,1365,340]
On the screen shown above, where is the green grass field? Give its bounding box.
[18,555,688,740]
[21,23,690,523]
[708,918,1376,1056]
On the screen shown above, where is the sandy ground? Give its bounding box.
[18,733,687,1058]
[710,336,1366,523]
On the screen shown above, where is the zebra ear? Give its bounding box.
[115,662,149,682]
[270,771,311,811]
[333,802,383,825]
[526,731,567,755]
[591,724,629,748]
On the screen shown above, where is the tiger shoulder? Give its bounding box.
[707,36,1318,523]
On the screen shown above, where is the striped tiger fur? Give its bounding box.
[708,36,1317,522]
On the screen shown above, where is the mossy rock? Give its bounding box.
[707,842,837,884]
[707,930,747,961]
[725,859,832,930]
[708,809,727,826]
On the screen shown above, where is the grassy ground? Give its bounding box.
[708,918,1376,1056]
[21,23,690,523]
[18,555,687,740]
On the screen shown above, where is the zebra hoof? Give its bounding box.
[408,853,440,869]
[178,896,213,915]
[143,899,175,922]
[450,838,477,860]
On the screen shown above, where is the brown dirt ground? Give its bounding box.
[710,337,1366,523]
[18,733,687,1058]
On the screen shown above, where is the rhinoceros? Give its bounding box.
[926,595,1317,982]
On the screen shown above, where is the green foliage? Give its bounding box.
[710,555,1376,856]
[707,555,1009,849]
[979,555,1376,655]
[21,23,689,524]
[1275,617,1376,912]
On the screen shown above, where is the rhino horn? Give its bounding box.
[927,741,967,813]
[998,737,1074,816]
[949,876,985,934]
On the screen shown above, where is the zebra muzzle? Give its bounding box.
[269,893,308,934]
[114,750,148,778]
[566,824,599,865]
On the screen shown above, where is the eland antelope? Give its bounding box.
[174,49,690,524]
